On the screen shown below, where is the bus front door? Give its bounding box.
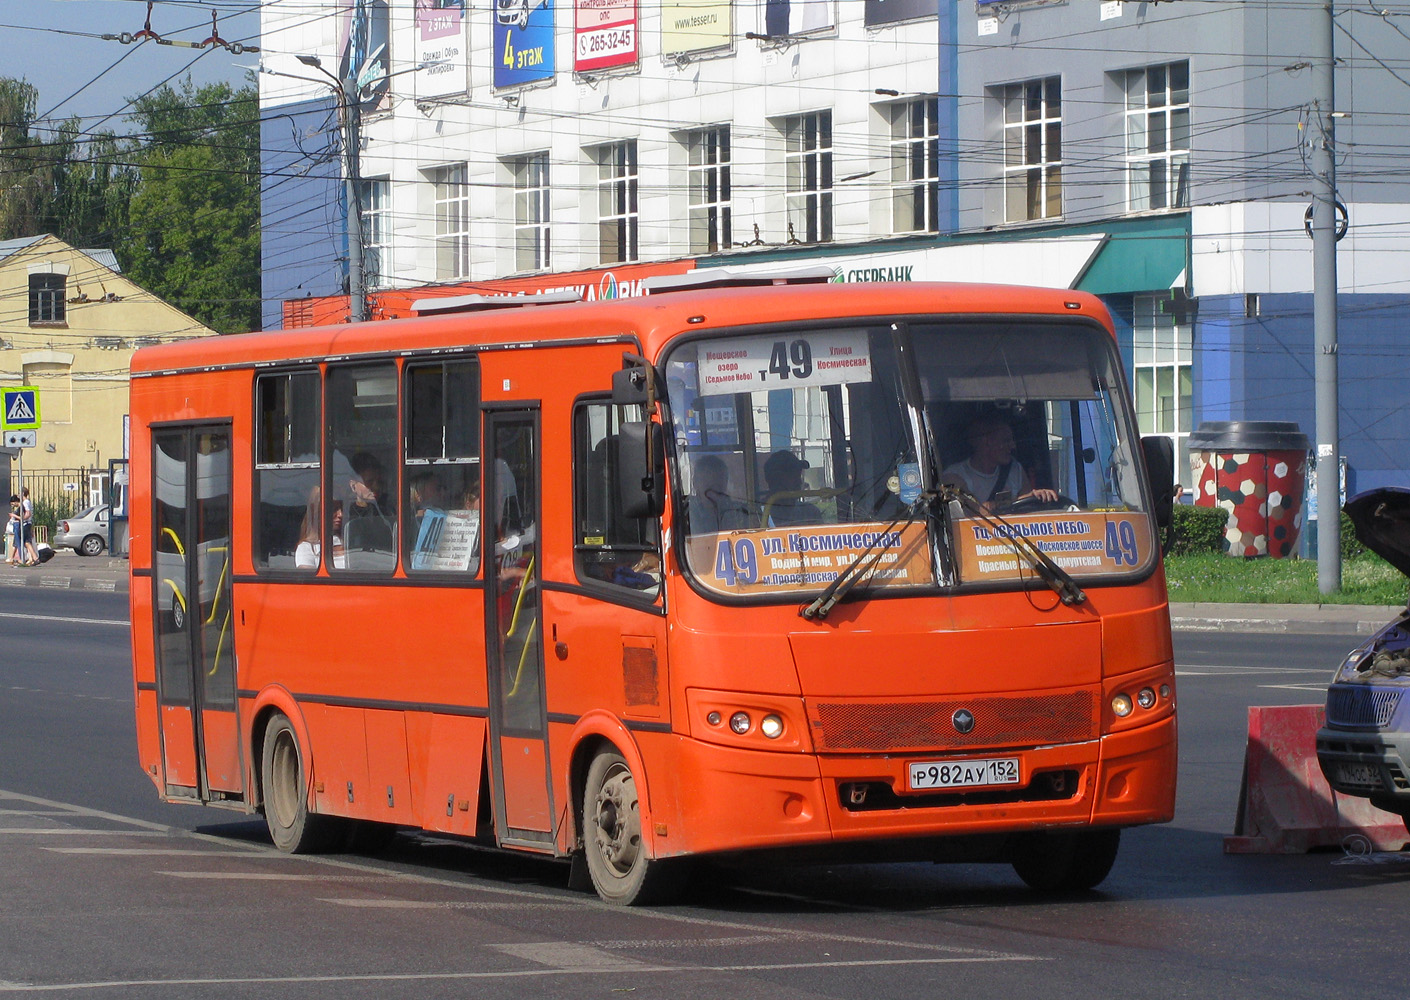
[151,426,242,802]
[483,409,554,849]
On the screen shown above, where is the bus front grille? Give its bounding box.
[810,692,1096,752]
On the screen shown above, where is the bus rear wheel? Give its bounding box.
[583,749,685,905]
[261,714,344,853]
[1010,828,1120,892]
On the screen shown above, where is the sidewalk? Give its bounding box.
[4,552,1402,634]
[0,549,129,593]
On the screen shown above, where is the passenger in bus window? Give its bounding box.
[762,451,823,528]
[410,471,447,518]
[688,454,749,533]
[348,452,392,517]
[295,488,345,570]
[941,415,1057,508]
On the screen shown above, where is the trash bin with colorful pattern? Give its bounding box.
[1188,421,1311,558]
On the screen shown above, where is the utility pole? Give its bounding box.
[296,54,366,322]
[1312,2,1340,593]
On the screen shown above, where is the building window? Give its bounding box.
[684,127,731,253]
[888,97,940,234]
[1124,62,1190,212]
[432,164,471,279]
[28,273,66,324]
[511,152,551,272]
[1133,294,1194,490]
[782,111,832,243]
[594,141,638,264]
[999,77,1061,222]
[359,177,391,287]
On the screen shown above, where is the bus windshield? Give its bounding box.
[665,318,1154,601]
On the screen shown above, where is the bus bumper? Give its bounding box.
[654,716,1176,858]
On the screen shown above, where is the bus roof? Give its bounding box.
[131,282,1112,376]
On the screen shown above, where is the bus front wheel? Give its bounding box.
[260,714,344,853]
[1010,828,1120,892]
[582,749,686,905]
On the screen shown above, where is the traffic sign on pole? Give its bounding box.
[1,386,41,431]
[3,430,37,448]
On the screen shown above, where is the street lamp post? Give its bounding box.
[296,54,367,323]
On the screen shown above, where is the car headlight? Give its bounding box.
[1336,644,1374,682]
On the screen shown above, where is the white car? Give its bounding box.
[496,0,545,29]
[53,505,110,556]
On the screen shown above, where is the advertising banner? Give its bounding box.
[864,0,937,27]
[952,512,1153,583]
[662,0,732,55]
[415,0,467,99]
[340,0,391,109]
[493,0,555,89]
[575,0,638,73]
[759,0,834,36]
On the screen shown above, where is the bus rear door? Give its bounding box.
[151,425,241,802]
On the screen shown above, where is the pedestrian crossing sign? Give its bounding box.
[1,386,40,431]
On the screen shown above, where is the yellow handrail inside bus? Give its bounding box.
[506,620,539,699]
[504,554,536,640]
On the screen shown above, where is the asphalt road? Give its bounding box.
[1,586,1405,999]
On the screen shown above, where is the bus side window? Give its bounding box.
[572,398,660,597]
[403,359,482,575]
[328,363,399,573]
[253,370,321,572]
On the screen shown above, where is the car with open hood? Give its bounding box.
[1316,487,1410,830]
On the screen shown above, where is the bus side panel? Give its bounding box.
[413,713,487,837]
[238,581,488,826]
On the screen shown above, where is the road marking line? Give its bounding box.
[324,898,579,910]
[0,829,171,836]
[490,942,645,969]
[44,848,302,857]
[0,956,1045,992]
[1176,667,1329,676]
[158,872,398,881]
[0,612,125,627]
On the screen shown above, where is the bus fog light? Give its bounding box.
[760,714,784,739]
[1159,684,1171,699]
[1136,687,1156,710]
[706,711,722,727]
[729,712,751,734]
[1111,693,1134,718]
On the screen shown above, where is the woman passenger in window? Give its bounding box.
[295,487,344,570]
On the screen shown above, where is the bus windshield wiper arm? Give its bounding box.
[944,488,1087,607]
[799,499,929,621]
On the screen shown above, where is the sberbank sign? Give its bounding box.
[830,264,916,283]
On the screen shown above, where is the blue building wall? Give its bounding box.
[260,95,345,331]
[1195,293,1410,495]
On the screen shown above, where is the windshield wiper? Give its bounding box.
[943,487,1087,607]
[799,498,930,621]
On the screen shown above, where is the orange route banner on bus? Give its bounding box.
[953,511,1153,583]
[688,521,932,596]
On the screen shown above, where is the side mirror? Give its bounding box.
[617,421,665,519]
[1141,435,1176,528]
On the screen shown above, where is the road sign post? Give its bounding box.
[2,387,41,559]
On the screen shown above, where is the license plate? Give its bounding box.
[908,756,1020,792]
[1335,762,1381,788]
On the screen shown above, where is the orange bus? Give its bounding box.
[129,274,1177,904]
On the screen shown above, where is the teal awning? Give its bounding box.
[1073,215,1190,295]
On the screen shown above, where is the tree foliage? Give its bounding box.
[0,75,259,334]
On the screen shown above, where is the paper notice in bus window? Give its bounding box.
[953,512,1152,583]
[697,331,872,393]
[411,508,480,572]
[687,521,931,597]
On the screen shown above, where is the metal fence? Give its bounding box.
[1,467,110,526]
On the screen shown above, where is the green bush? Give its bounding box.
[1340,509,1366,559]
[31,496,62,535]
[1168,503,1228,556]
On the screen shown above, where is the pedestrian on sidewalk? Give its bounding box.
[18,487,40,566]
[5,495,19,565]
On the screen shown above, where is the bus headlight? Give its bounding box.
[760,714,784,739]
[1136,687,1157,710]
[1111,693,1134,718]
[729,712,752,735]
